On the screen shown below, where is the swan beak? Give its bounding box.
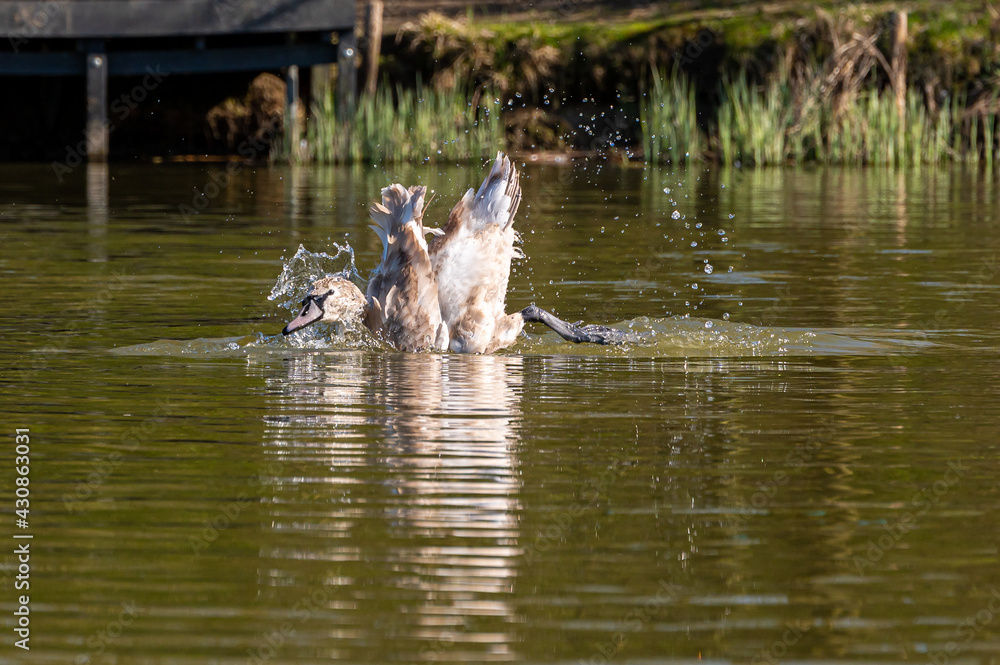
[282,296,325,335]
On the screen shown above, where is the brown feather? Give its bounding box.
[365,186,448,351]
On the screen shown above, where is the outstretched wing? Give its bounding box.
[366,185,449,351]
[429,152,523,353]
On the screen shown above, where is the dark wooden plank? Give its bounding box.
[0,51,83,74]
[0,0,354,38]
[0,41,340,75]
[107,42,340,75]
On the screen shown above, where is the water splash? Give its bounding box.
[517,316,933,358]
[267,242,362,311]
[113,315,931,359]
[262,242,390,351]
[114,244,933,359]
[113,316,933,358]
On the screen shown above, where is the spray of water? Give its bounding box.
[267,243,362,311]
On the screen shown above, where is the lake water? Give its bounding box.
[1,160,998,664]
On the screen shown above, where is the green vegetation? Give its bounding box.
[304,80,503,164]
[642,73,1000,167]
[286,2,1000,166]
[714,73,793,167]
[640,68,701,165]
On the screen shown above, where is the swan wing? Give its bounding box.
[366,185,449,351]
[428,152,523,353]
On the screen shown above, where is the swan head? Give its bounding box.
[282,275,367,335]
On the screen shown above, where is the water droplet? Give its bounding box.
[729,214,735,219]
[671,210,681,220]
[690,241,698,247]
[704,264,713,274]
[663,187,671,194]
[704,320,714,329]
[723,313,730,320]
[600,226,605,233]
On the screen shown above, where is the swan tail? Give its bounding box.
[368,184,428,263]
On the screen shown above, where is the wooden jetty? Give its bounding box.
[0,0,356,161]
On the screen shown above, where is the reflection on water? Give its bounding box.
[2,161,1000,664]
[256,352,523,661]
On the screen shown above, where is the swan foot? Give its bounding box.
[520,305,627,345]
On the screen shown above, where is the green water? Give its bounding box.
[1,161,998,664]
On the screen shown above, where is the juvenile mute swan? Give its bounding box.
[282,152,622,352]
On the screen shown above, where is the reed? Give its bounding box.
[641,69,999,167]
[641,67,701,164]
[715,73,793,166]
[822,87,998,166]
[305,79,504,164]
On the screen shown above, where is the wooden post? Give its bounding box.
[285,64,301,162]
[87,162,109,262]
[311,32,335,115]
[85,45,108,162]
[337,29,357,121]
[363,0,383,97]
[890,11,908,120]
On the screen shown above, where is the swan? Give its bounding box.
[281,152,622,352]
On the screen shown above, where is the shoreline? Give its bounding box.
[7,2,1000,166]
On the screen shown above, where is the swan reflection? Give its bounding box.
[258,351,523,661]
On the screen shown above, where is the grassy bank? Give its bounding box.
[287,1,1000,166]
[305,80,503,164]
[645,72,999,167]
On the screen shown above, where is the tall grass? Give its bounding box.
[642,70,1000,167]
[304,80,504,164]
[716,73,793,166]
[642,67,701,164]
[821,88,998,166]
